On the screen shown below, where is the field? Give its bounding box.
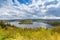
[0,21,60,40]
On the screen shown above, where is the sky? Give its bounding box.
[0,0,60,19]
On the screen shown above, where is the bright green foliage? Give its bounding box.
[0,21,60,40]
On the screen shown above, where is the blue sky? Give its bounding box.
[0,0,60,19]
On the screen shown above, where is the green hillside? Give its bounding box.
[0,21,60,40]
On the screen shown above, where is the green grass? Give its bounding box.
[0,26,60,40]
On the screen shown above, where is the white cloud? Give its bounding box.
[0,0,60,19]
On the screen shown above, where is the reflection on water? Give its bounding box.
[8,21,53,28]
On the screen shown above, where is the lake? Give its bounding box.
[7,21,53,28]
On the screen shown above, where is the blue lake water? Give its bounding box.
[8,21,52,28]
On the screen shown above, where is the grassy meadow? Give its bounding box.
[0,21,60,40]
